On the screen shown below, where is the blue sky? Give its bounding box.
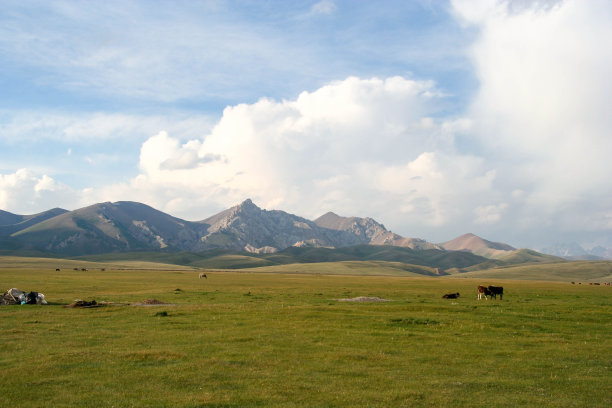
[1,0,611,251]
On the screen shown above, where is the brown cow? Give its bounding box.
[442,292,460,299]
[477,285,491,300]
[199,273,207,279]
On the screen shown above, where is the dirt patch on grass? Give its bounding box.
[132,299,174,307]
[65,299,100,308]
[337,296,388,303]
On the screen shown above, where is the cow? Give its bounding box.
[477,285,492,300]
[442,292,460,299]
[488,286,504,300]
[199,273,207,279]
[55,268,60,271]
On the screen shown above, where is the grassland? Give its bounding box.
[1,260,611,407]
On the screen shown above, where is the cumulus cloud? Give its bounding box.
[0,169,77,213]
[452,0,612,240]
[80,76,499,237]
[473,203,507,225]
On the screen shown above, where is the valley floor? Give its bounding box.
[1,265,611,407]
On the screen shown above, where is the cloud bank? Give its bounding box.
[81,76,497,239]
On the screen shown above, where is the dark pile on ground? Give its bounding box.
[65,299,99,308]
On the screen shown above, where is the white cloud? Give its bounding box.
[452,0,612,238]
[80,76,503,236]
[473,203,507,225]
[0,169,77,213]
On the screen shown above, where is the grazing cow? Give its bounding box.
[571,281,575,284]
[477,285,492,300]
[488,286,504,300]
[199,273,207,279]
[442,292,460,299]
[55,268,60,271]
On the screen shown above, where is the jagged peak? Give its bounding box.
[232,199,262,215]
[236,198,260,210]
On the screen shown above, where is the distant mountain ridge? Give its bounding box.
[0,208,69,237]
[8,202,208,255]
[540,242,612,260]
[0,200,590,265]
[1,199,446,256]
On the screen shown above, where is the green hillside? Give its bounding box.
[498,248,565,265]
[244,260,441,277]
[450,260,612,282]
[0,255,197,271]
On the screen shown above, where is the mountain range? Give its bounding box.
[539,242,612,260]
[0,199,586,267]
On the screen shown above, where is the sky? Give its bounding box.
[1,0,611,251]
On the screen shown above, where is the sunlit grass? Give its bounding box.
[1,264,611,407]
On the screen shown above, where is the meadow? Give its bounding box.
[1,259,611,407]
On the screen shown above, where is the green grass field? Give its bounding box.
[1,260,611,407]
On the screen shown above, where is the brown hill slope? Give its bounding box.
[440,233,515,258]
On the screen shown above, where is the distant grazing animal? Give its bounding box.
[571,282,575,284]
[55,268,60,271]
[488,286,504,300]
[442,292,460,299]
[477,285,492,300]
[81,268,88,271]
[199,273,207,279]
